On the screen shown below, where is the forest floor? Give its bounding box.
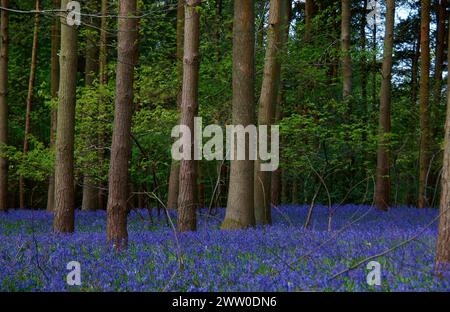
[0,204,449,291]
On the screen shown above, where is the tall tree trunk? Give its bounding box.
[360,0,368,107]
[436,8,450,274]
[0,0,9,212]
[418,0,431,208]
[341,0,352,99]
[98,0,108,210]
[53,0,78,233]
[167,0,185,210]
[177,0,201,232]
[432,0,447,139]
[19,0,40,209]
[106,0,138,248]
[375,0,395,211]
[47,0,61,212]
[222,0,256,230]
[411,22,420,107]
[371,21,377,111]
[255,0,289,224]
[82,6,100,212]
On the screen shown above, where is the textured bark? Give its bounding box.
[375,0,395,211]
[271,90,283,207]
[177,0,201,232]
[53,0,78,233]
[255,0,289,224]
[167,0,184,210]
[432,0,447,138]
[47,0,60,212]
[341,0,352,99]
[360,0,368,106]
[0,0,9,211]
[98,0,108,210]
[19,0,40,209]
[82,6,99,212]
[418,0,431,209]
[222,0,256,230]
[106,0,138,248]
[436,10,450,273]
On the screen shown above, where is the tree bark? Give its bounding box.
[418,0,431,208]
[47,0,61,212]
[98,0,108,210]
[166,0,185,210]
[436,7,450,274]
[19,0,40,209]
[106,0,138,248]
[341,0,352,99]
[255,0,289,224]
[0,0,9,212]
[375,0,395,211]
[53,0,78,233]
[432,0,447,139]
[360,0,368,107]
[177,0,201,232]
[222,0,256,230]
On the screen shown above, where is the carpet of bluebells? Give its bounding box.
[0,204,449,292]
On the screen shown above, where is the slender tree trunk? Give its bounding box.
[106,0,138,248]
[255,0,289,224]
[222,0,256,230]
[0,0,9,212]
[19,0,40,209]
[177,0,201,232]
[411,22,420,107]
[432,0,447,139]
[360,0,368,107]
[371,22,377,111]
[53,0,78,233]
[436,8,450,274]
[167,0,184,210]
[271,91,283,207]
[375,0,395,211]
[82,7,99,212]
[341,0,352,99]
[418,0,431,208]
[98,0,108,210]
[47,0,60,212]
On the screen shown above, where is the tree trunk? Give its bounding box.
[53,0,78,233]
[341,0,352,99]
[167,0,185,210]
[418,0,431,208]
[0,0,9,212]
[106,0,138,248]
[82,7,99,212]
[177,0,201,232]
[436,8,450,274]
[375,0,395,211]
[98,0,108,210]
[432,0,447,139]
[360,0,368,107]
[222,0,256,230]
[19,0,40,209]
[47,0,60,212]
[255,0,289,224]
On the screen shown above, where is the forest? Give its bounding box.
[0,0,449,292]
